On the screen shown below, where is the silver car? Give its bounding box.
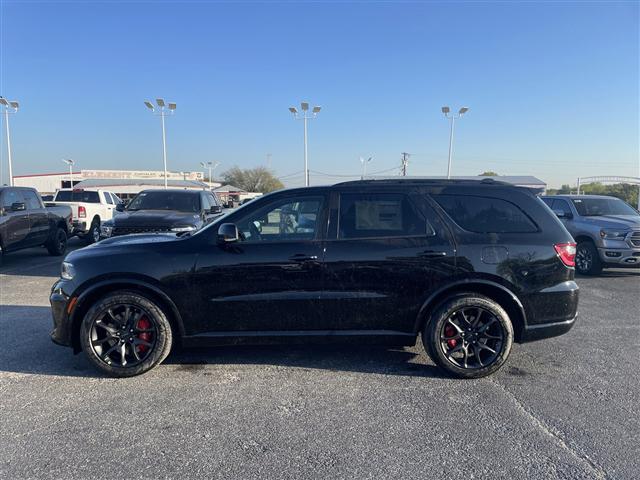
[541,195,640,275]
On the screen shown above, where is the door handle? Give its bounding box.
[289,254,319,262]
[418,250,447,258]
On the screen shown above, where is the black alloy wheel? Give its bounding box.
[575,241,602,275]
[87,220,101,244]
[80,291,173,377]
[423,294,513,378]
[46,228,68,256]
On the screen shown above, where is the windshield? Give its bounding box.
[126,191,201,212]
[572,198,639,217]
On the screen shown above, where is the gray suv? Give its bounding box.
[541,195,640,275]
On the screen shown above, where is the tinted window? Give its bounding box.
[236,196,323,243]
[572,197,639,217]
[201,194,212,210]
[104,192,114,205]
[1,189,25,208]
[208,193,219,207]
[55,190,100,203]
[541,197,554,208]
[23,191,42,210]
[338,193,428,239]
[126,191,201,213]
[552,199,572,216]
[434,195,537,233]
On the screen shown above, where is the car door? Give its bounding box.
[189,191,328,335]
[320,189,457,333]
[0,189,30,252]
[23,190,50,246]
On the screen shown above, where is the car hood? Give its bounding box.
[581,215,640,230]
[109,209,201,226]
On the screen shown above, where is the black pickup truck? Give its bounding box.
[0,186,73,256]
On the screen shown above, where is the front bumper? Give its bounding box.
[597,247,640,267]
[50,282,74,348]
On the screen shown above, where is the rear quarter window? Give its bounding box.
[433,194,538,233]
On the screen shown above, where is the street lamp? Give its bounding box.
[144,98,177,188]
[441,106,469,179]
[0,97,19,186]
[62,158,75,187]
[289,101,321,186]
[199,161,220,186]
[360,156,372,180]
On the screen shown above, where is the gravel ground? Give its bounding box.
[1,241,638,479]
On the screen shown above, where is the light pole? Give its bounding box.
[62,158,75,187]
[289,101,321,186]
[0,97,19,186]
[360,156,372,180]
[144,98,176,188]
[200,161,220,186]
[441,106,469,179]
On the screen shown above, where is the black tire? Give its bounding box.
[422,294,514,379]
[80,291,173,377]
[46,228,68,256]
[575,241,602,275]
[86,219,101,244]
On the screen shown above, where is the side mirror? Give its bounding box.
[210,205,222,214]
[115,203,125,212]
[553,209,572,219]
[11,202,26,212]
[217,223,239,243]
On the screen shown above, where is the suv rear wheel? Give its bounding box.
[575,241,602,275]
[80,291,173,377]
[423,294,513,378]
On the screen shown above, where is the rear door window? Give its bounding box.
[338,193,430,239]
[434,195,537,233]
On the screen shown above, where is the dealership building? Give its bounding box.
[12,169,219,199]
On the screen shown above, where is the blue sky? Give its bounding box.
[1,0,638,188]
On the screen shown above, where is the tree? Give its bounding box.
[479,171,499,176]
[221,166,284,193]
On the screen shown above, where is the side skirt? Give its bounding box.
[182,330,417,348]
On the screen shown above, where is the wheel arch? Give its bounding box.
[415,279,527,342]
[573,234,595,245]
[69,279,185,353]
[91,215,101,225]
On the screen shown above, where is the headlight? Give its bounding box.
[600,229,629,240]
[61,261,76,280]
[101,224,113,238]
[171,225,197,233]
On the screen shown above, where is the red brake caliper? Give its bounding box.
[444,325,457,349]
[137,316,152,353]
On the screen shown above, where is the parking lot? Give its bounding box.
[0,240,638,479]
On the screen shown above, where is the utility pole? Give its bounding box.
[400,152,411,176]
[441,106,469,179]
[289,102,321,186]
[144,98,177,188]
[0,97,19,187]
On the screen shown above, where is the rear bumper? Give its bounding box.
[520,280,579,342]
[521,314,577,342]
[72,220,88,235]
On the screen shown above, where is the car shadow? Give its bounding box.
[576,269,640,278]
[0,305,446,379]
[0,238,86,277]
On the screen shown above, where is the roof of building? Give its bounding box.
[72,178,209,189]
[213,184,245,192]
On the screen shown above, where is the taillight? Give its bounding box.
[78,206,86,218]
[554,243,576,267]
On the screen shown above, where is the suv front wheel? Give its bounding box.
[423,294,513,378]
[80,291,173,377]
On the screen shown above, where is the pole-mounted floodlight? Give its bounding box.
[62,158,75,187]
[145,98,177,188]
[289,100,322,186]
[442,105,470,179]
[1,96,19,186]
[360,156,372,180]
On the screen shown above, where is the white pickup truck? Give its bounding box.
[50,188,122,243]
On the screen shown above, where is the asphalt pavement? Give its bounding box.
[1,240,638,479]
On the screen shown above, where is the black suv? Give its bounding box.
[51,179,579,378]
